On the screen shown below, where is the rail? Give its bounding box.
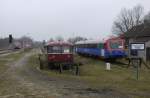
[0,49,20,55]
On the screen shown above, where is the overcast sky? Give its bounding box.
[0,0,150,41]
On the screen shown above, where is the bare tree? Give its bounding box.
[112,5,144,35]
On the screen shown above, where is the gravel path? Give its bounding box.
[0,51,130,98]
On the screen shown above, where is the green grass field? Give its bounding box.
[29,54,150,98]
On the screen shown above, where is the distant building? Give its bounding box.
[124,24,150,62]
[13,41,22,49]
[0,38,9,49]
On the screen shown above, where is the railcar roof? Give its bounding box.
[45,41,73,46]
[75,40,105,45]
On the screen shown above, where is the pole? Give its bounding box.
[135,58,140,80]
[132,58,140,80]
[136,61,139,80]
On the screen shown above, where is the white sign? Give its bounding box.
[131,43,145,50]
[119,46,123,49]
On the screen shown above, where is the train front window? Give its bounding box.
[63,46,71,53]
[47,46,72,53]
[53,46,62,53]
[47,46,62,53]
[110,41,123,49]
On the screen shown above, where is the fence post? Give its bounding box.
[76,64,79,75]
[59,64,63,74]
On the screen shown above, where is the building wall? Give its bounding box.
[146,40,150,61]
[128,37,150,61]
[146,40,150,47]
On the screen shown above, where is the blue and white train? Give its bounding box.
[75,38,127,59]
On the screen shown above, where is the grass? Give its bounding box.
[28,54,150,98]
[0,59,8,75]
[78,57,150,95]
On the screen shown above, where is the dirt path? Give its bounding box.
[0,51,130,98]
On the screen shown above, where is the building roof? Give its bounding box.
[75,37,124,45]
[124,24,150,38]
[75,40,105,45]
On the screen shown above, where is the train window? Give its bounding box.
[47,46,72,53]
[53,46,62,53]
[63,46,70,53]
[83,44,97,48]
[47,46,53,53]
[91,44,98,48]
[110,41,123,49]
[80,44,84,48]
[47,46,62,53]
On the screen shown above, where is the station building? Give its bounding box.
[124,24,150,62]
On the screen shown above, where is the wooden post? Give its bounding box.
[39,55,43,69]
[59,64,63,74]
[76,64,79,75]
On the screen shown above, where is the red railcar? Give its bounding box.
[41,41,80,75]
[44,41,73,64]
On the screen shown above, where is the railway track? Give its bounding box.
[0,50,12,54]
[0,49,20,56]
